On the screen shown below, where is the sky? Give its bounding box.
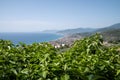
[0,0,120,32]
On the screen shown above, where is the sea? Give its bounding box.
[0,33,62,44]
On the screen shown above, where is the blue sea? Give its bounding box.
[0,33,62,44]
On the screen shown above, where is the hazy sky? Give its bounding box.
[0,0,120,32]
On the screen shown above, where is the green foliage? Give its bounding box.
[0,34,120,80]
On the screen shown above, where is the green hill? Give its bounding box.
[95,23,120,32]
[101,29,120,42]
[68,23,120,43]
[95,23,120,42]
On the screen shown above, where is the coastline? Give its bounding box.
[0,32,63,44]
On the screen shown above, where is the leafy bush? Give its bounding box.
[0,34,120,80]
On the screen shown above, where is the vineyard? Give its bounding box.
[0,34,120,80]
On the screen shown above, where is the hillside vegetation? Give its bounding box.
[56,23,120,44]
[101,29,120,42]
[0,34,120,80]
[96,23,120,42]
[96,23,120,32]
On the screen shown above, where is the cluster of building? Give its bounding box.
[49,35,82,48]
[49,41,66,48]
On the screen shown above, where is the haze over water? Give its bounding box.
[0,33,62,44]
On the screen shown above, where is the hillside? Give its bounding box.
[101,29,120,42]
[73,23,120,42]
[96,23,120,42]
[95,23,120,32]
[52,23,120,46]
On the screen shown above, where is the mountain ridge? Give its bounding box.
[57,28,98,35]
[95,23,120,32]
[51,23,120,46]
[57,23,120,35]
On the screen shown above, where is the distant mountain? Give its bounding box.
[81,23,120,42]
[101,29,120,42]
[49,23,120,46]
[42,30,59,33]
[94,23,120,42]
[95,23,120,32]
[57,28,98,35]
